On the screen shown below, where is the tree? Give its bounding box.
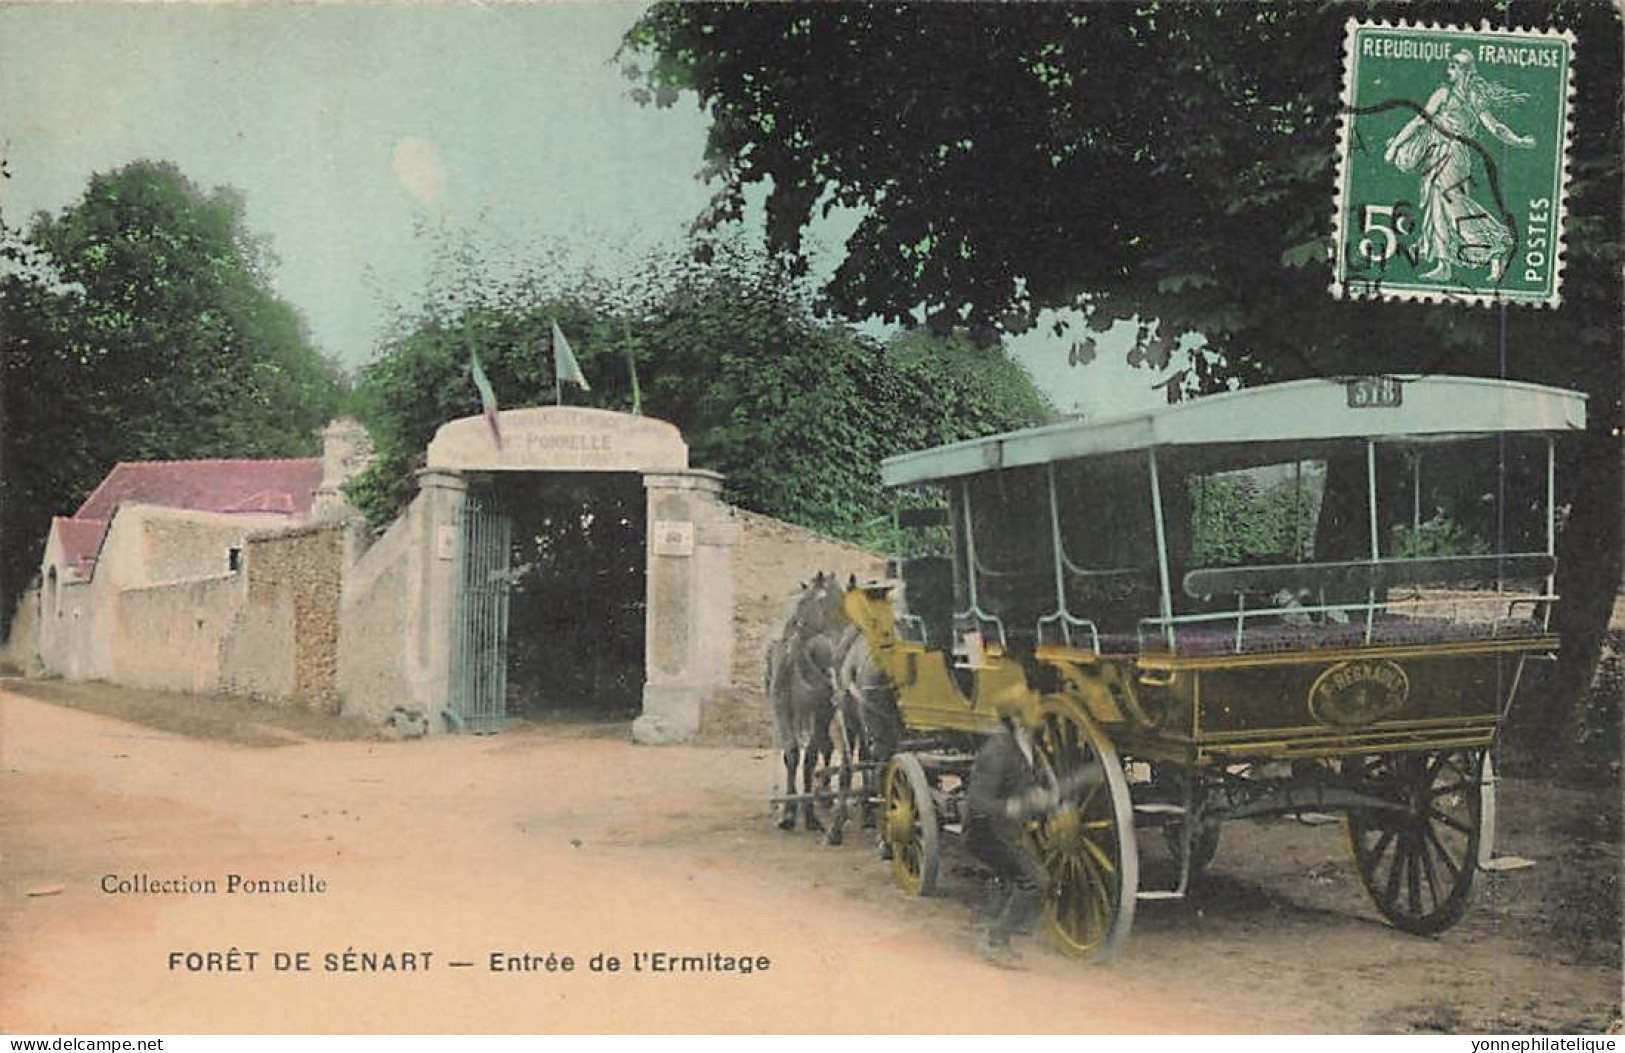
[345,240,1050,542]
[622,1,1623,759]
[0,161,346,630]
[622,4,1618,370]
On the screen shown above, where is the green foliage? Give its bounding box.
[885,329,1051,433]
[853,492,951,562]
[1188,474,1318,568]
[621,2,1620,397]
[345,241,1050,540]
[1390,513,1491,561]
[501,474,646,714]
[1,161,346,627]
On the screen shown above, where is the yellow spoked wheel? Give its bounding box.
[1029,700,1139,962]
[880,752,939,896]
[1344,749,1488,935]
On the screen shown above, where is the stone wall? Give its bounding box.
[19,504,353,708]
[260,526,344,711]
[91,505,283,590]
[336,500,417,726]
[698,508,884,745]
[219,523,349,712]
[112,574,238,693]
[39,577,111,681]
[218,584,296,702]
[139,514,244,582]
[10,445,890,747]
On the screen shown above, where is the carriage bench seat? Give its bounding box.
[1123,614,1545,657]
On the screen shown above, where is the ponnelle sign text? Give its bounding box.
[425,406,689,473]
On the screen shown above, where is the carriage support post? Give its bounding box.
[1545,437,1556,630]
[1147,448,1176,651]
[1365,440,1380,644]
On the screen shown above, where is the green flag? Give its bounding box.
[624,320,642,416]
[552,321,590,392]
[469,349,501,449]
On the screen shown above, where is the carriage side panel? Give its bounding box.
[1131,641,1549,759]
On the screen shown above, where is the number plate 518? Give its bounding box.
[1347,376,1403,409]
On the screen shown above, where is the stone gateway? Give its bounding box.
[10,407,880,744]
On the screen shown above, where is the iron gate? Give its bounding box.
[449,493,512,733]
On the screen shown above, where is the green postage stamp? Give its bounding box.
[1333,20,1575,307]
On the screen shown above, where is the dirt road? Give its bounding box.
[1,680,1618,1034]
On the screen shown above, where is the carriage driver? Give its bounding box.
[965,703,1061,966]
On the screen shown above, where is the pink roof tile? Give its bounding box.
[74,459,322,523]
[52,516,107,578]
[53,459,322,581]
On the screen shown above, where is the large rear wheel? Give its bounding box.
[1344,749,1488,935]
[1029,701,1139,962]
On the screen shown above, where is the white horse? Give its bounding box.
[766,572,845,833]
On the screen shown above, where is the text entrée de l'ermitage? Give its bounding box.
[167,948,773,976]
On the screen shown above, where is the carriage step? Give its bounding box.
[1134,803,1187,815]
[1480,855,1537,872]
[1136,890,1186,901]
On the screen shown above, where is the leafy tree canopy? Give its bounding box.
[1,160,346,627]
[346,236,1050,543]
[622,2,1620,393]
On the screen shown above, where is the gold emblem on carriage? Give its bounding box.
[1308,659,1410,727]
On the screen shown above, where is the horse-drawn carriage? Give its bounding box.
[815,374,1584,962]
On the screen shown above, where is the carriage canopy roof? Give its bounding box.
[880,375,1587,487]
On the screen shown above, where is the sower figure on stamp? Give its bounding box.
[1382,49,1535,284]
[964,706,1061,968]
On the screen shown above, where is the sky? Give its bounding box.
[0,2,1171,419]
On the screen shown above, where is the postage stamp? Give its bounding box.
[1332,20,1575,307]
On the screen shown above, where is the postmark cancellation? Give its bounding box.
[1332,20,1575,307]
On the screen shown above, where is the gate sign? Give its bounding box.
[1308,659,1411,727]
[652,520,694,557]
[1332,20,1575,307]
[427,406,688,473]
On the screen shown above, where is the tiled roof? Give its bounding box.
[74,459,323,523]
[52,516,108,579]
[53,458,322,582]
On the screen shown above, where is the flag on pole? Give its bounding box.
[623,320,642,416]
[552,321,590,392]
[469,348,502,449]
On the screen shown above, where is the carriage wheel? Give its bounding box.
[1029,701,1139,962]
[880,753,939,896]
[1343,749,1488,935]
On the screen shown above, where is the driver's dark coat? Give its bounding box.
[966,726,1041,835]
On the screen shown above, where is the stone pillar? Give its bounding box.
[313,418,376,519]
[634,469,738,744]
[409,467,467,729]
